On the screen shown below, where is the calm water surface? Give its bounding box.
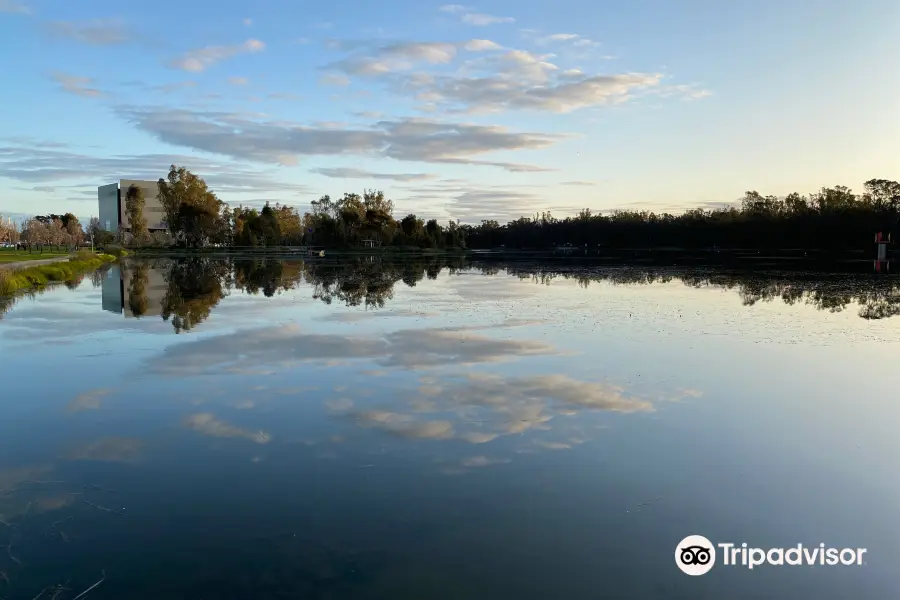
[1,257,899,599]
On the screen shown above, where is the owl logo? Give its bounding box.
[676,535,716,575]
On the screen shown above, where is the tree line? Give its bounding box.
[7,164,899,253]
[465,180,900,251]
[137,166,899,252]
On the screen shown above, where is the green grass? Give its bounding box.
[0,249,70,263]
[0,253,117,296]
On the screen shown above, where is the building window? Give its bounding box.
[105,220,111,230]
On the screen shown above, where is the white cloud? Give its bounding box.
[324,39,673,114]
[461,13,514,26]
[461,456,510,467]
[538,32,601,48]
[168,39,265,72]
[397,49,661,113]
[45,18,130,45]
[464,39,502,51]
[0,139,306,202]
[144,322,559,376]
[243,17,252,26]
[152,80,198,93]
[310,167,436,181]
[0,0,29,14]
[227,76,249,86]
[116,105,560,171]
[184,413,271,444]
[327,41,457,75]
[50,72,103,98]
[440,5,514,27]
[319,73,351,86]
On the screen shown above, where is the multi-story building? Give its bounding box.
[97,179,168,233]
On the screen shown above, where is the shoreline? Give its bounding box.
[0,255,73,270]
[0,253,118,297]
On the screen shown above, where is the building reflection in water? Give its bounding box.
[101,263,167,317]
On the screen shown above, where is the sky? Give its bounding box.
[0,0,897,225]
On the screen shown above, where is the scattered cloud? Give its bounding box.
[352,411,456,440]
[268,92,302,101]
[464,39,503,51]
[243,17,252,26]
[44,18,130,45]
[310,167,436,181]
[535,440,572,450]
[227,76,249,86]
[66,437,144,463]
[144,322,558,376]
[334,370,656,448]
[654,83,713,100]
[0,139,305,203]
[538,32,600,48]
[0,465,54,490]
[50,72,103,98]
[326,41,457,76]
[319,73,351,86]
[326,41,664,114]
[168,39,265,72]
[152,80,198,94]
[0,0,29,14]
[461,455,510,467]
[184,413,271,444]
[353,110,383,119]
[115,106,561,171]
[462,13,515,26]
[67,388,114,412]
[441,6,514,26]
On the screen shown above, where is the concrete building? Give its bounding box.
[97,179,167,233]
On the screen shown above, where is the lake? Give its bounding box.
[1,256,899,599]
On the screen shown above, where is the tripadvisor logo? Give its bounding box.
[675,535,868,576]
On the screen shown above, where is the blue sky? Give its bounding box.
[0,0,897,224]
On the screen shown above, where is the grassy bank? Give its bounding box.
[0,252,117,296]
[0,249,70,263]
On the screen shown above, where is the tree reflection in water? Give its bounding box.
[3,257,899,324]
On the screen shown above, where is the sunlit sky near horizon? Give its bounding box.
[0,0,897,225]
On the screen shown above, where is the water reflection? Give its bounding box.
[89,258,900,332]
[2,257,900,598]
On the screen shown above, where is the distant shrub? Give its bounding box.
[104,244,127,257]
[71,249,96,261]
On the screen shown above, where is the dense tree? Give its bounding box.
[125,184,148,241]
[462,179,900,251]
[157,165,228,248]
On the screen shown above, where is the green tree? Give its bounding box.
[125,184,149,242]
[157,165,225,248]
[260,203,281,245]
